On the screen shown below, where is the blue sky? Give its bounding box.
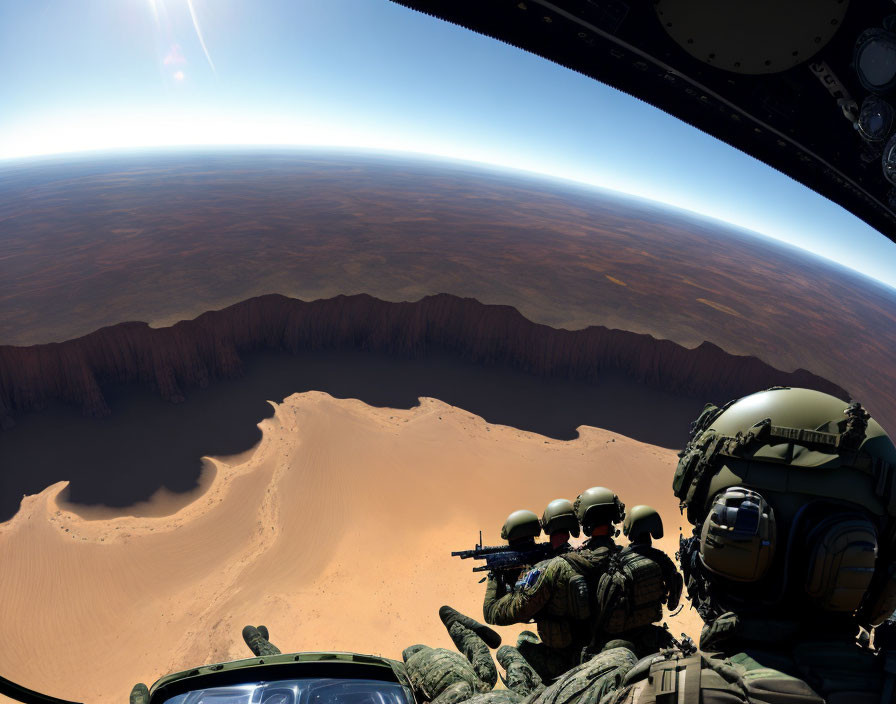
[2,0,896,288]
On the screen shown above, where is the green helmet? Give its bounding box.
[623,505,663,541]
[541,499,581,538]
[674,387,896,627]
[574,487,625,531]
[501,510,542,542]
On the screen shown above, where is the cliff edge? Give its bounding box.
[0,293,848,429]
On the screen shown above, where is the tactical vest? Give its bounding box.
[527,549,611,649]
[610,653,753,704]
[605,646,894,704]
[531,556,594,649]
[596,547,668,634]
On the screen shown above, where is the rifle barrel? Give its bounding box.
[451,544,515,558]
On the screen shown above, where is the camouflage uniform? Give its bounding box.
[483,538,578,685]
[579,535,617,558]
[403,644,494,703]
[576,535,621,656]
[596,639,894,704]
[497,643,546,697]
[539,389,896,703]
[406,615,895,704]
[483,547,612,681]
[444,620,499,688]
[440,606,547,698]
[527,647,638,704]
[239,624,513,704]
[587,507,681,659]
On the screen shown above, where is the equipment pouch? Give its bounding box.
[805,514,878,612]
[859,530,896,626]
[567,574,591,620]
[648,654,751,704]
[673,447,702,499]
[597,550,665,634]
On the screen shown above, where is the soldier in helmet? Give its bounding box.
[674,390,896,659]
[486,509,543,599]
[479,510,547,674]
[573,486,625,553]
[502,509,543,550]
[491,499,582,682]
[492,498,586,681]
[482,497,614,681]
[588,505,683,657]
[541,498,580,556]
[533,387,896,704]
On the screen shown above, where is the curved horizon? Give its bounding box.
[3,142,894,292]
[2,0,895,289]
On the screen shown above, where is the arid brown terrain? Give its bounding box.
[1,150,895,703]
[0,293,846,523]
[1,151,894,431]
[0,293,846,428]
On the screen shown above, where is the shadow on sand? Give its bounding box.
[0,349,706,522]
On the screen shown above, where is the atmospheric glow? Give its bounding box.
[0,107,755,211]
[0,104,891,290]
[1,0,894,289]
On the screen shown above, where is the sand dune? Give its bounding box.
[0,392,700,703]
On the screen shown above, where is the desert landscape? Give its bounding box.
[1,152,895,431]
[0,295,845,523]
[0,392,700,703]
[1,151,894,703]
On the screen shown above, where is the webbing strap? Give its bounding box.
[765,425,841,452]
[683,658,702,703]
[651,656,703,704]
[703,421,895,514]
[652,662,676,704]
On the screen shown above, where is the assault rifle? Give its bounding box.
[452,531,554,574]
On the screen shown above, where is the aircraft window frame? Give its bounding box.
[161,677,416,704]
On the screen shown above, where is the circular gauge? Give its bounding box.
[857,96,895,142]
[855,29,896,95]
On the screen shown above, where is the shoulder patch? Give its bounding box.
[516,568,542,590]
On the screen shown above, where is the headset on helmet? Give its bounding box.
[674,387,896,628]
